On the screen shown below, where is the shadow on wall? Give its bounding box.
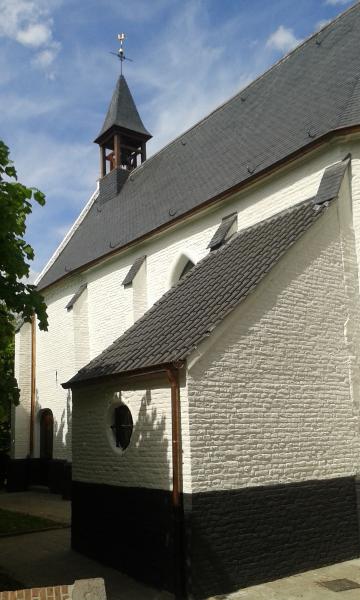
[52,391,72,460]
[115,389,171,489]
[34,390,72,461]
[7,392,72,497]
[72,387,174,591]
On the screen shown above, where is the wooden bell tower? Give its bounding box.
[94,35,152,178]
[97,121,149,177]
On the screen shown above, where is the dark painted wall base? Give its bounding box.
[6,458,72,499]
[72,476,360,599]
[184,476,360,599]
[72,481,174,591]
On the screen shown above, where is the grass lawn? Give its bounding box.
[0,508,66,537]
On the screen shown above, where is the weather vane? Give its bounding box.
[110,33,133,75]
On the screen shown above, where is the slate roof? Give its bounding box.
[65,283,87,311]
[94,75,151,143]
[122,255,146,286]
[63,195,334,388]
[39,3,360,291]
[315,157,350,204]
[207,213,237,250]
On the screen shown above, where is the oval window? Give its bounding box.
[110,404,133,450]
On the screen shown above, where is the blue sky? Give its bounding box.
[0,0,356,279]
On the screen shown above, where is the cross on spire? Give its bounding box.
[109,33,133,76]
[118,33,125,75]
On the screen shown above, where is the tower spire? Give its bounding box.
[95,37,152,180]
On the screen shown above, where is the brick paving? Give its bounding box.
[0,586,70,600]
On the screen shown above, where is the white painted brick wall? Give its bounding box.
[84,142,351,361]
[72,379,173,490]
[132,257,148,321]
[73,285,90,371]
[187,197,360,492]
[347,149,360,283]
[72,373,192,492]
[87,258,132,360]
[34,277,83,461]
[14,138,360,464]
[13,323,32,459]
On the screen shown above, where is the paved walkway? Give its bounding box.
[218,559,360,599]
[0,489,70,524]
[0,528,172,600]
[0,491,170,599]
[1,524,360,600]
[1,491,360,599]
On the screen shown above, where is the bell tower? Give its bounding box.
[94,34,152,181]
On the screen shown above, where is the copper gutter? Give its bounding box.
[166,365,185,599]
[61,361,185,389]
[39,125,360,294]
[166,366,183,509]
[29,315,36,457]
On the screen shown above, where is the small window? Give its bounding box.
[179,259,194,280]
[110,405,133,450]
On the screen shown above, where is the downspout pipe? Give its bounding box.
[166,366,185,599]
[29,315,36,457]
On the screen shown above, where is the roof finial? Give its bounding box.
[109,33,133,76]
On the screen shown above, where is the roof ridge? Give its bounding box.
[129,1,360,178]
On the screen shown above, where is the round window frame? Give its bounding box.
[106,401,133,454]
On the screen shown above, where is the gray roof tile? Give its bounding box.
[315,158,350,205]
[207,213,237,250]
[122,255,146,286]
[63,193,334,388]
[40,4,360,291]
[94,75,151,143]
[65,283,87,311]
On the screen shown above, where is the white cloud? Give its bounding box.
[16,22,51,47]
[0,93,63,121]
[316,19,331,30]
[0,0,61,71]
[33,44,60,69]
[106,0,171,22]
[9,131,98,272]
[24,268,40,284]
[13,133,96,201]
[123,2,258,155]
[266,25,301,53]
[7,1,307,275]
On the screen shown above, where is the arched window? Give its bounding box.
[178,259,195,280]
[39,409,53,460]
[169,254,196,287]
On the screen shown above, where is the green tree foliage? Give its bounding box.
[0,140,48,452]
[0,331,15,453]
